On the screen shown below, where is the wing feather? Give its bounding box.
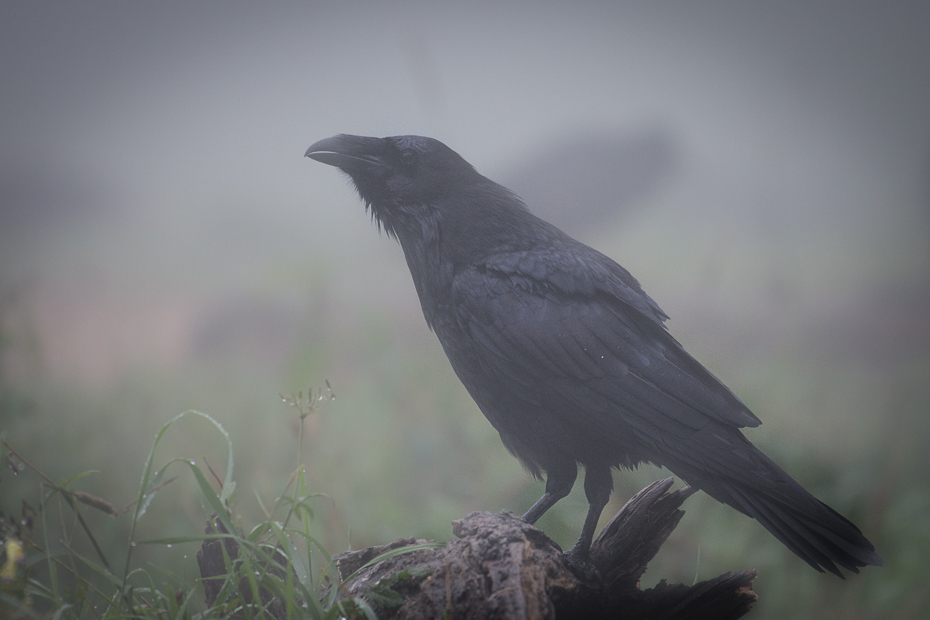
[451,254,760,459]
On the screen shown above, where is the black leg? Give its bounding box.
[521,460,576,524]
[566,463,613,565]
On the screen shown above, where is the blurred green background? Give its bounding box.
[2,1,928,617]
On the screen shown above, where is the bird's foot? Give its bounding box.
[564,546,602,585]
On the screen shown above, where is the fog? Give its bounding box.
[2,0,927,377]
[1,1,928,616]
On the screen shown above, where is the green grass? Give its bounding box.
[1,246,928,618]
[0,391,413,620]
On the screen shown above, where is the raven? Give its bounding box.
[305,134,882,577]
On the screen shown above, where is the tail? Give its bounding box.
[666,434,883,577]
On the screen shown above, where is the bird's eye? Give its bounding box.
[400,150,417,166]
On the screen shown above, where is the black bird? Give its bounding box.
[305,134,883,577]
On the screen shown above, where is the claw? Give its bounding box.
[565,545,602,585]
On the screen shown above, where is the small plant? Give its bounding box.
[0,382,380,620]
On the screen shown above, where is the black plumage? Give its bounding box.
[304,133,882,577]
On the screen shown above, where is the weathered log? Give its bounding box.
[198,478,758,619]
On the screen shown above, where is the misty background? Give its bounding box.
[1,1,928,617]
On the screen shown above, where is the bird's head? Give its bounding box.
[305,134,480,238]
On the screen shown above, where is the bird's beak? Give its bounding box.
[304,134,386,173]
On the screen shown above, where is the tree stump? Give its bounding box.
[198,478,758,619]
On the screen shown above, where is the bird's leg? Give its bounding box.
[521,464,576,524]
[564,464,612,581]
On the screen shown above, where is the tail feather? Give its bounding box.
[691,472,883,577]
[806,517,882,565]
[728,484,849,576]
